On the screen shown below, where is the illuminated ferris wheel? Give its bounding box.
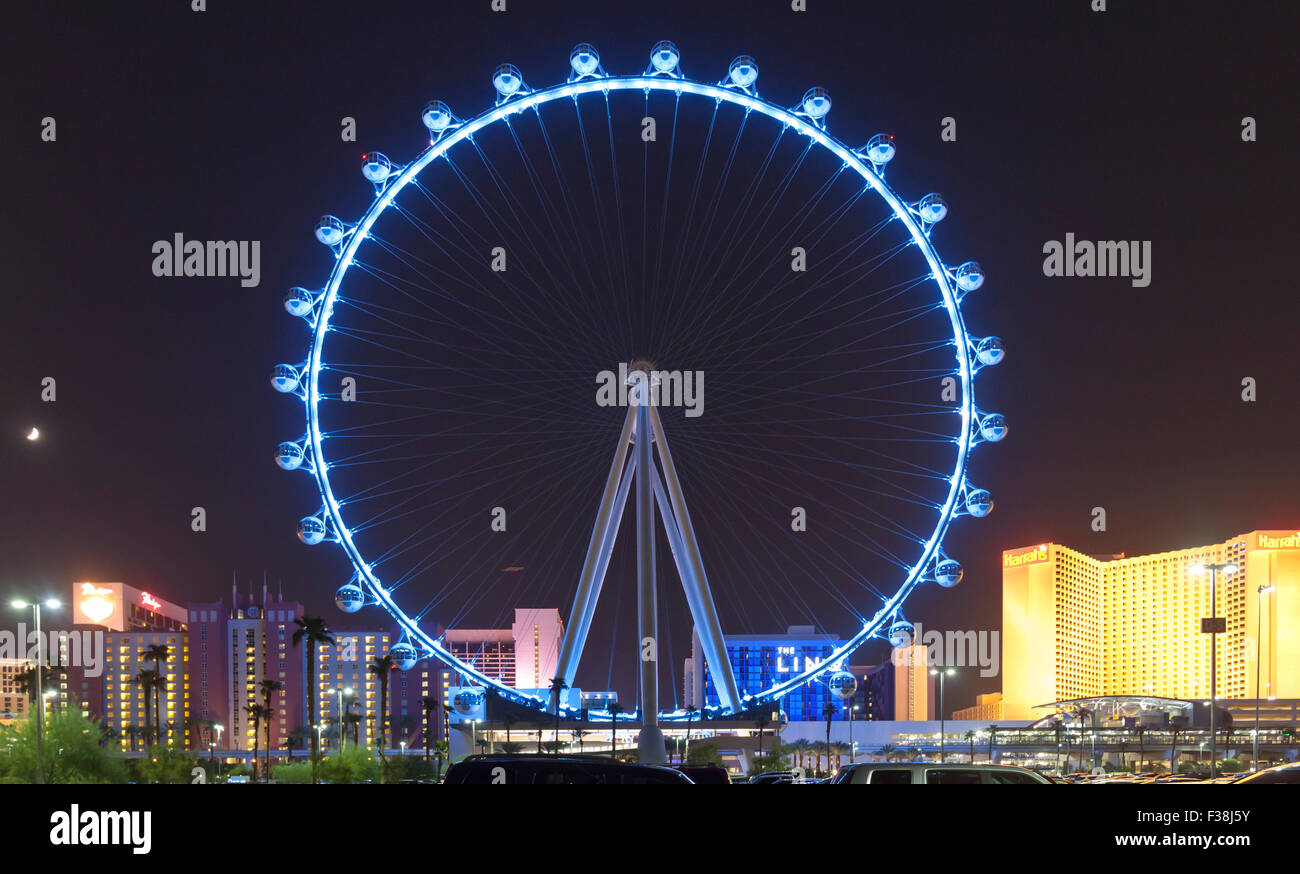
[270,42,1005,761]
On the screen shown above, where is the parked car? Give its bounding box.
[1231,762,1300,784]
[675,765,731,784]
[832,762,1052,784]
[442,754,693,784]
[747,770,798,785]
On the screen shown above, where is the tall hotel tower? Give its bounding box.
[1002,530,1300,719]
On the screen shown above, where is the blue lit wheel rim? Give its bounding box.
[275,50,1003,719]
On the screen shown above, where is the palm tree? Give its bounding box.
[368,653,395,751]
[144,644,171,745]
[755,711,771,760]
[878,743,897,764]
[987,724,999,763]
[245,703,269,782]
[291,615,335,783]
[609,703,625,757]
[432,740,449,780]
[574,730,590,754]
[286,725,310,761]
[259,679,283,777]
[684,705,699,762]
[822,702,835,768]
[345,712,363,746]
[132,669,159,748]
[1133,724,1147,773]
[548,676,569,746]
[421,696,439,760]
[1075,706,1092,771]
[16,664,62,737]
[964,729,977,763]
[501,712,517,748]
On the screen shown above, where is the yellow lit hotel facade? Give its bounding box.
[1002,530,1300,721]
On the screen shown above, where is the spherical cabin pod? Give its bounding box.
[979,413,1008,443]
[452,689,483,717]
[271,363,301,393]
[284,286,315,317]
[976,336,1005,366]
[389,642,418,671]
[492,64,524,98]
[297,516,327,545]
[828,671,858,700]
[934,559,964,588]
[315,215,346,247]
[965,489,994,518]
[649,40,680,73]
[917,193,948,224]
[801,87,831,119]
[887,620,914,647]
[864,133,896,164]
[954,261,984,293]
[421,100,454,133]
[570,43,601,77]
[275,441,304,470]
[728,55,759,88]
[361,152,393,183]
[334,583,365,614]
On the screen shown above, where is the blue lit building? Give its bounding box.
[685,626,842,722]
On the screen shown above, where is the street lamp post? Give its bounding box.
[334,687,354,750]
[11,598,60,785]
[1190,562,1237,780]
[929,667,955,762]
[849,704,858,763]
[1254,584,1276,771]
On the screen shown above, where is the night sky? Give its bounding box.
[3,0,1296,710]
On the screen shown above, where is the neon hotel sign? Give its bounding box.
[1003,544,1049,567]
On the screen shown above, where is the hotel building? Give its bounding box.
[1,658,30,719]
[1002,530,1300,720]
[686,625,842,721]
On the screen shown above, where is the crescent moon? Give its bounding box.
[26,427,39,441]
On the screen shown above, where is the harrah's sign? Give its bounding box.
[1003,544,1049,567]
[1258,532,1300,549]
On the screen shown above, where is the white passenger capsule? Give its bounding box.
[361,151,393,183]
[935,559,965,587]
[389,641,418,671]
[492,64,524,98]
[801,87,831,119]
[728,55,758,88]
[864,133,896,164]
[570,43,601,77]
[284,286,315,317]
[270,364,301,393]
[649,40,680,73]
[964,490,993,518]
[421,100,454,133]
[315,215,346,246]
[976,336,1005,366]
[297,516,327,545]
[335,583,365,613]
[954,261,984,292]
[917,193,948,223]
[275,441,304,470]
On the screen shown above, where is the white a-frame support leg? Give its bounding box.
[553,390,742,731]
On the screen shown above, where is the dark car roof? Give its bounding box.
[444,754,693,784]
